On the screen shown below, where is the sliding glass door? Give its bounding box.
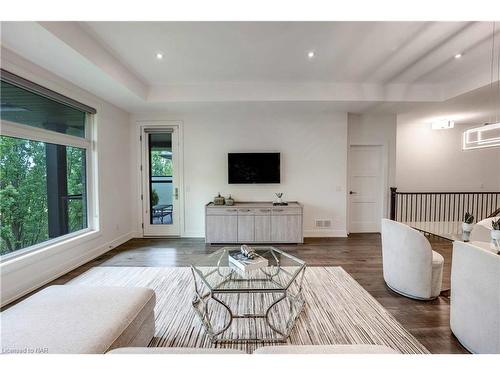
[141,128,180,236]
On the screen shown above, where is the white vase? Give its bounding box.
[491,230,500,252]
[491,229,500,240]
[462,222,474,232]
[462,222,474,242]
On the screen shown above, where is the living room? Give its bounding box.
[1,1,500,374]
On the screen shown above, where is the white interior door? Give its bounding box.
[142,128,180,236]
[349,145,383,233]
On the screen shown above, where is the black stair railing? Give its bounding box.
[390,187,500,223]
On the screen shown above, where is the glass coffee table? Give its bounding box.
[190,246,306,343]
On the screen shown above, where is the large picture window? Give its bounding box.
[0,70,95,259]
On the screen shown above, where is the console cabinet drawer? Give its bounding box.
[271,207,302,215]
[237,208,255,215]
[256,208,272,215]
[206,207,238,215]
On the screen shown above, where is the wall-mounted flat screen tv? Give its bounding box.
[228,152,280,184]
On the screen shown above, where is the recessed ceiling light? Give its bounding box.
[454,53,463,59]
[156,52,164,60]
[307,51,315,59]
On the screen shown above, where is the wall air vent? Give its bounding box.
[315,219,332,228]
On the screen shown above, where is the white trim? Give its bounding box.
[182,231,205,238]
[304,229,348,237]
[0,231,134,307]
[0,119,90,149]
[0,230,101,273]
[0,228,98,264]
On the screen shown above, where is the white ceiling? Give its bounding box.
[1,21,499,113]
[81,21,494,85]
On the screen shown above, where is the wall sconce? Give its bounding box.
[431,119,455,130]
[463,122,500,150]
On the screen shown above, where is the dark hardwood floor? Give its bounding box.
[9,233,468,354]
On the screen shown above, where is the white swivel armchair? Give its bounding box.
[381,219,444,300]
[450,241,500,354]
[470,216,498,242]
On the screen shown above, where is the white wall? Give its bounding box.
[0,49,134,306]
[132,103,348,238]
[396,114,500,192]
[347,113,397,218]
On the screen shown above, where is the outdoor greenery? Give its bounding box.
[492,218,500,231]
[151,151,172,177]
[151,189,159,206]
[463,212,474,224]
[0,136,86,256]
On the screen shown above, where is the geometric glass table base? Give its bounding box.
[190,246,306,343]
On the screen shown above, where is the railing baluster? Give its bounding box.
[389,190,499,225]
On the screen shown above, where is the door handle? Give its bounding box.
[174,187,179,200]
[349,191,357,195]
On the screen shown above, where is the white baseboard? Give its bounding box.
[304,229,348,237]
[182,232,205,238]
[182,231,349,239]
[1,231,134,307]
[182,230,348,239]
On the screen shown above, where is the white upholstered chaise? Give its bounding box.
[1,285,156,354]
[381,219,444,300]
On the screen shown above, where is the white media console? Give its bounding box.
[205,201,304,244]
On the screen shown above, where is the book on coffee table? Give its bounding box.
[228,250,268,272]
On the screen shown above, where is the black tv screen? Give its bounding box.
[228,153,280,184]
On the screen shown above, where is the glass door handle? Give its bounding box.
[174,187,179,200]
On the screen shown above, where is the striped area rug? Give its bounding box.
[67,266,429,354]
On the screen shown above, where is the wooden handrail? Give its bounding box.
[488,208,500,218]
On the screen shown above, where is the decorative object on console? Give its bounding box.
[273,192,288,206]
[490,218,500,253]
[462,212,475,242]
[228,245,269,272]
[225,195,235,206]
[213,193,225,205]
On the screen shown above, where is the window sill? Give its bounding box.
[0,229,101,269]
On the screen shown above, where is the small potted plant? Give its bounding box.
[491,218,500,251]
[462,212,474,242]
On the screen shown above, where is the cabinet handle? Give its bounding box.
[260,209,271,212]
[226,209,237,212]
[239,209,251,212]
[273,209,284,212]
